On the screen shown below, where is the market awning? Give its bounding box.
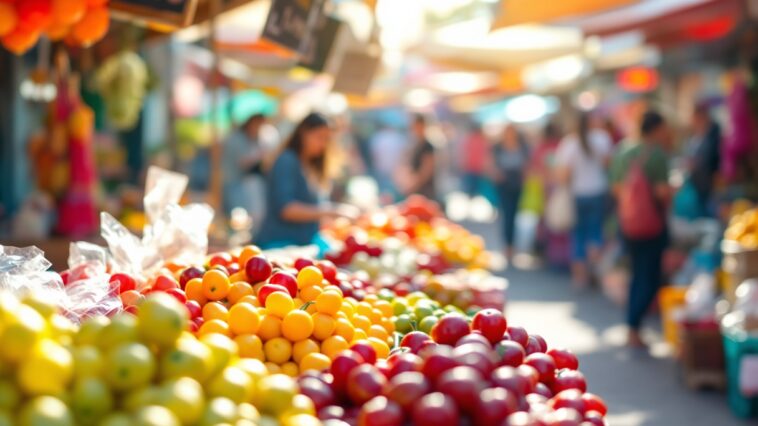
[492,0,639,29]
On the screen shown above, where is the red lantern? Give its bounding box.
[685,16,736,42]
[71,6,109,46]
[0,3,17,36]
[2,27,40,55]
[51,0,86,26]
[16,0,52,32]
[617,67,659,93]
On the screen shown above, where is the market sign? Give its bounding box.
[493,0,638,29]
[617,67,659,93]
[298,15,343,72]
[332,50,381,96]
[110,0,199,27]
[262,0,326,53]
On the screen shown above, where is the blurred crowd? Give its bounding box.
[220,101,735,348]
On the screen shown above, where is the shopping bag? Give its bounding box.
[545,186,575,232]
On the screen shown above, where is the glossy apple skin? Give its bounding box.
[475,387,519,426]
[386,353,422,378]
[507,326,529,347]
[420,346,460,383]
[436,366,485,414]
[358,396,404,426]
[524,353,557,384]
[382,371,431,412]
[351,341,378,366]
[330,350,364,394]
[269,271,298,297]
[553,369,587,393]
[411,392,460,426]
[347,364,387,405]
[298,376,335,411]
[245,255,273,283]
[495,340,526,367]
[400,331,432,354]
[471,309,508,344]
[548,348,579,370]
[581,393,607,416]
[430,314,470,346]
[549,389,587,415]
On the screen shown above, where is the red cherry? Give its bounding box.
[350,341,378,366]
[430,314,470,346]
[110,273,136,294]
[152,275,179,292]
[581,393,608,416]
[347,364,386,405]
[330,350,364,394]
[185,300,202,318]
[548,348,579,370]
[257,284,289,306]
[524,353,556,384]
[317,260,338,283]
[208,252,233,267]
[179,267,204,289]
[245,256,273,283]
[165,288,187,304]
[549,389,587,415]
[358,396,403,426]
[553,369,587,393]
[294,258,315,271]
[399,331,432,354]
[507,326,529,347]
[471,309,508,344]
[269,271,298,297]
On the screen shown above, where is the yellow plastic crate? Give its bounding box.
[659,286,687,354]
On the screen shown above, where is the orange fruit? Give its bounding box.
[203,302,229,322]
[199,319,231,337]
[282,310,314,342]
[228,282,254,304]
[237,295,261,307]
[320,335,348,360]
[281,362,299,377]
[351,315,371,331]
[367,337,390,359]
[235,334,264,360]
[264,362,281,374]
[334,318,355,342]
[202,270,231,301]
[228,303,260,335]
[185,278,206,304]
[368,324,389,342]
[374,301,393,318]
[237,245,262,269]
[292,339,320,364]
[265,292,294,318]
[299,286,322,303]
[263,337,292,364]
[299,352,331,373]
[312,313,337,341]
[352,329,368,342]
[297,266,323,289]
[315,292,342,316]
[257,314,282,341]
[229,271,247,284]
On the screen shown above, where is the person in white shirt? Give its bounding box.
[555,112,613,287]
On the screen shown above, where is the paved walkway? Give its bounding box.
[461,213,750,426]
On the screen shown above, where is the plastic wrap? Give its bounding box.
[62,242,122,322]
[0,245,66,304]
[100,166,214,284]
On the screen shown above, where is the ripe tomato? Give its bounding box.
[321,335,350,360]
[184,278,206,305]
[198,319,231,337]
[257,314,283,341]
[297,266,324,289]
[282,310,314,342]
[227,282,255,305]
[300,352,331,373]
[257,284,289,307]
[153,275,180,292]
[265,292,295,318]
[312,313,337,341]
[292,339,320,364]
[111,273,136,294]
[202,302,229,322]
[269,272,298,297]
[235,334,264,360]
[315,291,342,316]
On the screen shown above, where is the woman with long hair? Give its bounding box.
[555,112,613,287]
[256,112,350,248]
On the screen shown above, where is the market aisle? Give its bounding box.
[501,264,746,426]
[452,217,747,426]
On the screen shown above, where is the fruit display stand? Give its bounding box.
[722,316,758,419]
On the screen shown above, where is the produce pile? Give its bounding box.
[40,244,606,426]
[725,206,758,249]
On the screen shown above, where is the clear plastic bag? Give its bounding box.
[100,166,214,282]
[0,245,66,305]
[62,242,123,322]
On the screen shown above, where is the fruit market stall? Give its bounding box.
[0,166,610,426]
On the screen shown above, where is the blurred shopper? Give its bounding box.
[610,111,672,348]
[459,121,489,198]
[257,113,351,248]
[492,124,529,260]
[602,116,624,146]
[369,121,406,202]
[686,103,721,215]
[555,112,613,287]
[222,114,266,215]
[398,114,437,200]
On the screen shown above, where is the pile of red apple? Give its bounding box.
[298,309,607,426]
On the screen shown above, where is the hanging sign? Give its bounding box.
[110,0,199,27]
[262,0,325,53]
[298,15,343,72]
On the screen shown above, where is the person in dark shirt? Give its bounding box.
[256,113,351,248]
[686,103,721,216]
[492,124,529,261]
[400,114,437,201]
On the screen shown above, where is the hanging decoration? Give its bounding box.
[0,0,111,55]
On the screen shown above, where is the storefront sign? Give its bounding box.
[298,15,342,72]
[332,50,380,96]
[110,0,199,27]
[262,0,325,53]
